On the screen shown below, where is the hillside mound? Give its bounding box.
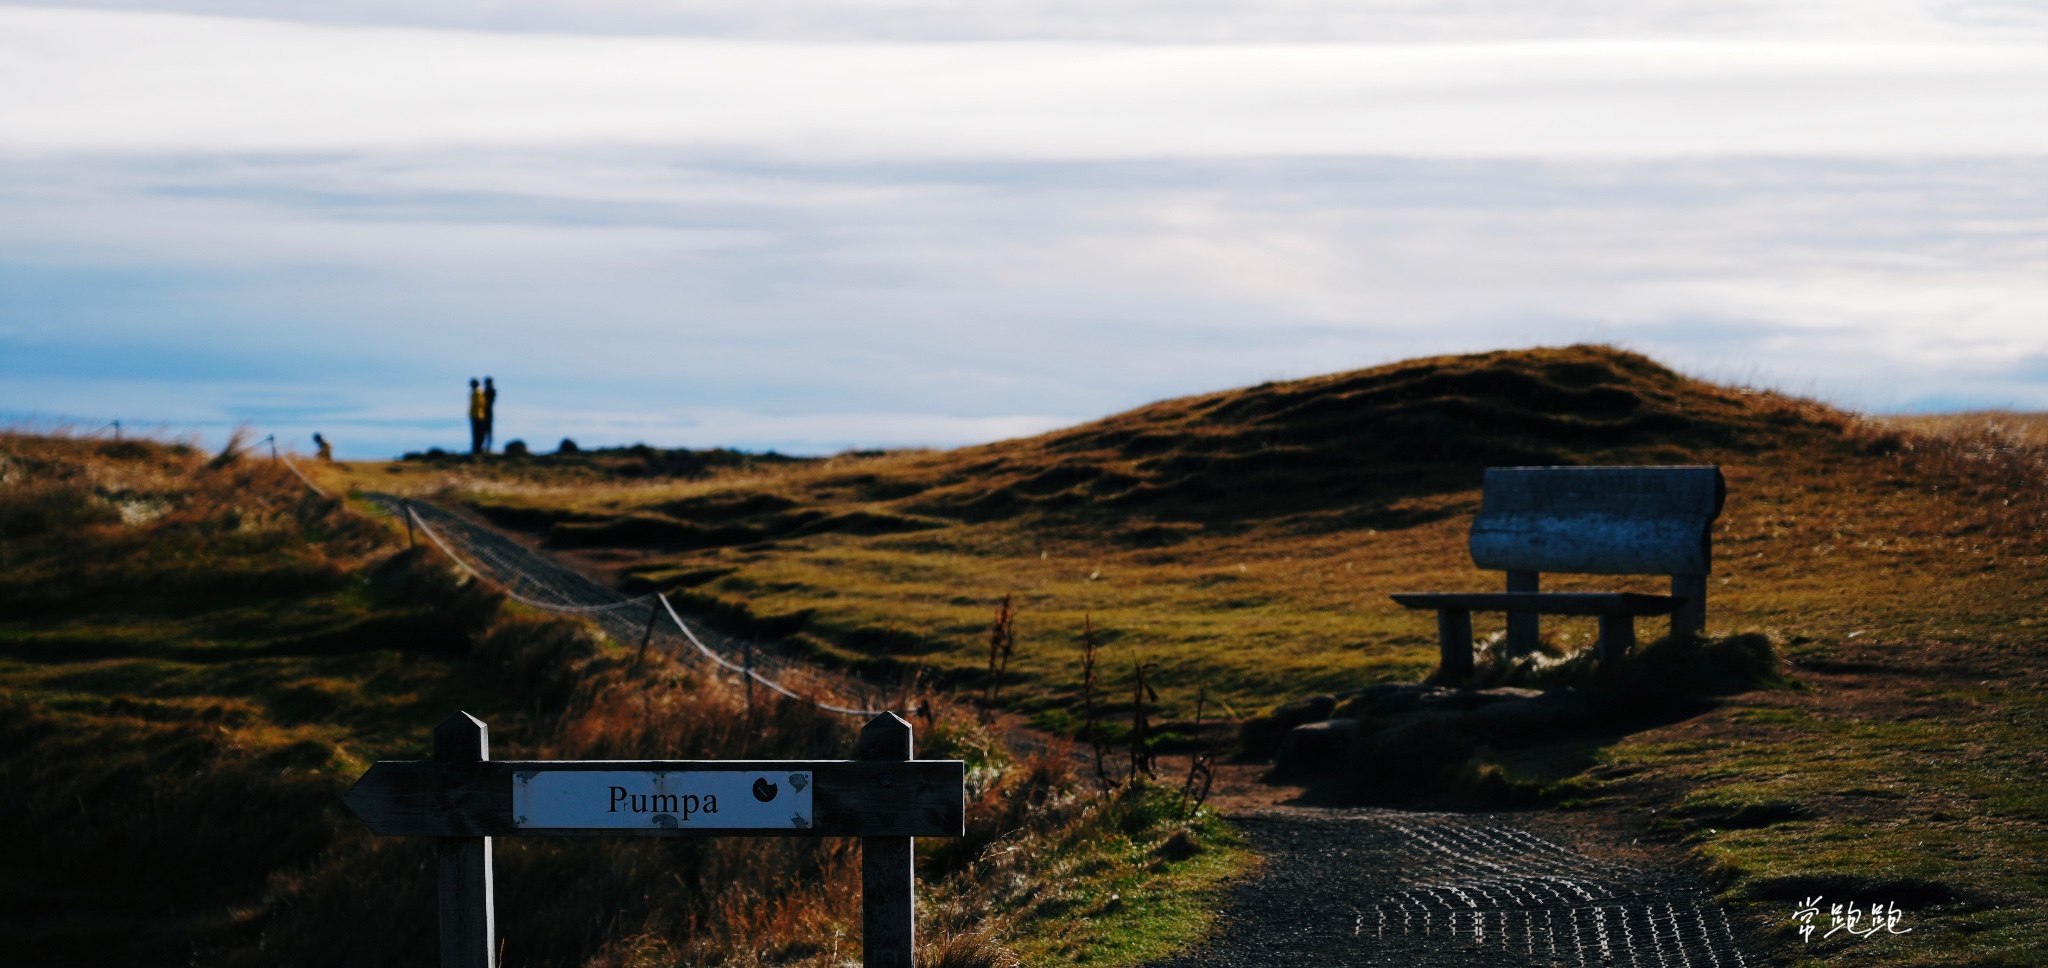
[470,344,1850,550]
[861,344,1845,530]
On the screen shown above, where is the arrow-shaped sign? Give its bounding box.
[344,759,965,838]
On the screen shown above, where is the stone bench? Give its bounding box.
[1393,466,1726,678]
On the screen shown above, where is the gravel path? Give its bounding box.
[1146,809,1752,968]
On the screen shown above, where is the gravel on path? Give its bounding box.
[1145,808,1752,968]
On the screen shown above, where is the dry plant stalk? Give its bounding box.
[1080,615,1115,790]
[1180,683,1215,813]
[1129,659,1158,781]
[981,594,1017,721]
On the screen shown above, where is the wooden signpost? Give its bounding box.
[346,711,964,968]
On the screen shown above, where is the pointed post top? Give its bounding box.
[433,711,489,762]
[858,711,912,761]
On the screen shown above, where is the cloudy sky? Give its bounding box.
[3,1,2046,457]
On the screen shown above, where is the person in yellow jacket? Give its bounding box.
[468,378,488,456]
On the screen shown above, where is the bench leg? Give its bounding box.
[1436,609,1473,681]
[1505,569,1540,655]
[1596,613,1636,667]
[1671,573,1707,639]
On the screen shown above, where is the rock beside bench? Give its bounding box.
[1262,685,1593,776]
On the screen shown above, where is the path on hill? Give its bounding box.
[1139,806,1751,968]
[380,495,1754,968]
[364,493,904,716]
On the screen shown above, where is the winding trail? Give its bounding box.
[382,494,1755,968]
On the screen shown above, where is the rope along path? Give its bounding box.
[363,493,888,717]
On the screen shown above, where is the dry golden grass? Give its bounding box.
[1878,410,2048,445]
[3,430,1247,968]
[362,345,2048,965]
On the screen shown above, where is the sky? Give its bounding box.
[3,1,2046,458]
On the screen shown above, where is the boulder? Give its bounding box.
[1240,694,1338,757]
[1274,695,1338,723]
[1336,684,1433,717]
[1274,718,1357,773]
[1416,686,1542,712]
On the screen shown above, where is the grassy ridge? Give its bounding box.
[0,433,1250,967]
[351,344,2048,964]
[365,345,1868,716]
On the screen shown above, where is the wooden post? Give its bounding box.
[434,713,496,968]
[1436,609,1473,681]
[1596,613,1636,667]
[744,640,755,714]
[858,713,915,968]
[1671,573,1708,639]
[403,499,417,550]
[1504,569,1540,654]
[637,606,658,665]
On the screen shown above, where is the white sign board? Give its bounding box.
[513,769,814,830]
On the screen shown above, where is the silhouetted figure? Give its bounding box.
[483,376,498,453]
[313,433,333,461]
[468,378,487,456]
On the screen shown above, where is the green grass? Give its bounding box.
[329,345,2048,965]
[1006,797,1248,966]
[923,780,1253,968]
[1559,679,2048,964]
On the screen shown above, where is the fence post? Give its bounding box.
[434,712,496,968]
[637,606,658,665]
[858,713,914,968]
[403,500,417,550]
[267,435,279,461]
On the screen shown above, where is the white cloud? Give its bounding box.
[23,0,2048,42]
[4,6,2048,159]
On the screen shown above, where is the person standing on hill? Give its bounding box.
[468,378,488,456]
[483,376,498,453]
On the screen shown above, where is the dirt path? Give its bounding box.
[1142,805,1751,968]
[392,495,1757,968]
[1112,753,1754,968]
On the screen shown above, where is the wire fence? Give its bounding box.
[361,492,893,718]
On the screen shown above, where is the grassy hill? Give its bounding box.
[1,433,1246,968]
[370,345,1888,709]
[338,343,2048,965]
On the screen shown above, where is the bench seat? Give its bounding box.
[1391,592,1682,616]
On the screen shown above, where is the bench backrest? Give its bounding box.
[1468,466,1726,577]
